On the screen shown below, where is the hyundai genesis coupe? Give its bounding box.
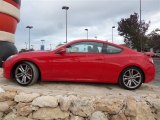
[3,39,155,90]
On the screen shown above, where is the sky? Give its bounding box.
[15,0,160,50]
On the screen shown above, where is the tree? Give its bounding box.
[19,49,28,53]
[147,29,160,52]
[19,48,35,53]
[118,13,150,51]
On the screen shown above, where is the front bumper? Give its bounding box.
[3,61,12,80]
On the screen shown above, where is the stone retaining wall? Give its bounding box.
[0,87,160,120]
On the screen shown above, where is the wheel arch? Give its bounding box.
[11,60,41,81]
[118,65,145,83]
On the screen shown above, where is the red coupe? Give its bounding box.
[3,39,155,90]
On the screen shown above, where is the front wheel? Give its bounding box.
[119,67,144,90]
[14,62,39,86]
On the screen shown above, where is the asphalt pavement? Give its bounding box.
[152,58,160,86]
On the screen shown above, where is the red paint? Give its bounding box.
[0,13,17,33]
[3,40,156,84]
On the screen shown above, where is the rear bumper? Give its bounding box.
[144,63,156,83]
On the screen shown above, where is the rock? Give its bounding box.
[15,92,40,103]
[16,103,32,116]
[90,111,108,120]
[94,97,124,114]
[125,96,137,117]
[69,98,95,117]
[146,97,160,111]
[13,117,33,120]
[0,87,5,93]
[28,113,33,119]
[3,112,33,120]
[32,96,58,108]
[156,111,160,120]
[59,96,72,111]
[0,112,3,119]
[0,101,15,112]
[31,106,39,111]
[152,101,160,111]
[33,107,69,120]
[132,102,155,120]
[70,115,85,120]
[111,112,127,120]
[144,96,160,119]
[0,91,17,102]
[3,112,17,120]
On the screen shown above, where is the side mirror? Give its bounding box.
[56,48,66,54]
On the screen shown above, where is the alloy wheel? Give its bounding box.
[15,63,33,85]
[122,68,142,89]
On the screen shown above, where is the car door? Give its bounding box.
[48,52,80,81]
[66,41,104,82]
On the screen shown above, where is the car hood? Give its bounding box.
[16,51,52,58]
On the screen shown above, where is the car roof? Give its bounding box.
[67,39,123,48]
[69,39,107,43]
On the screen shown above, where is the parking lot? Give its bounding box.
[152,58,160,85]
[0,58,160,97]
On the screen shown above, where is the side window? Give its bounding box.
[66,42,103,54]
[102,44,122,54]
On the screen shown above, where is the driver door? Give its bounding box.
[65,41,104,82]
[49,52,79,81]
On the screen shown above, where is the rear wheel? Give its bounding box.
[119,67,144,90]
[14,62,39,86]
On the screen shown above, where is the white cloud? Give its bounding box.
[15,0,160,50]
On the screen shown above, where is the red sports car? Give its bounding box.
[3,39,155,90]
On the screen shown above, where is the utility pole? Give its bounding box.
[50,44,52,51]
[85,29,88,40]
[62,6,69,43]
[112,26,115,43]
[41,40,45,51]
[140,0,142,52]
[26,26,33,50]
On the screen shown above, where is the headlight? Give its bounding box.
[6,55,17,61]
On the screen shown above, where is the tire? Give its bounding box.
[119,67,144,90]
[14,61,39,86]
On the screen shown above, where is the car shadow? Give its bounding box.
[37,81,119,89]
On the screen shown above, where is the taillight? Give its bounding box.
[149,57,154,64]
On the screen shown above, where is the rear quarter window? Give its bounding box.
[102,44,123,54]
